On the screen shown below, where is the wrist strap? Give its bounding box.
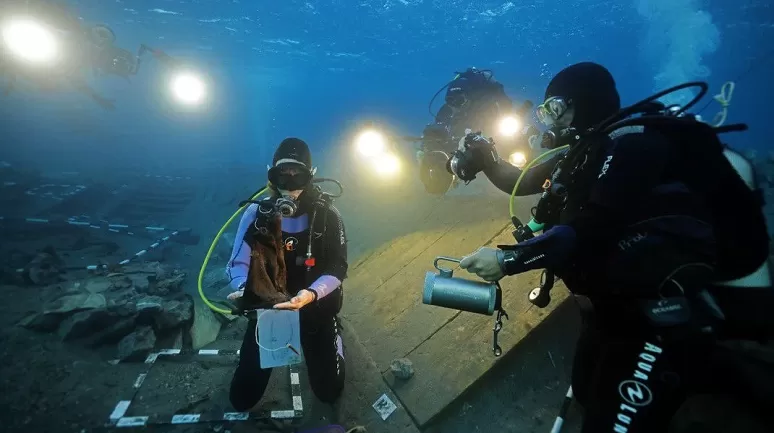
[307,288,319,301]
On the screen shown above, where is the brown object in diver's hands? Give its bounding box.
[246,213,290,305]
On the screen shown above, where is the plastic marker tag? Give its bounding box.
[372,394,398,420]
[257,309,303,369]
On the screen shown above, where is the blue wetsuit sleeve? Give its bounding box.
[226,204,258,290]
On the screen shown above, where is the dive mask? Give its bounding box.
[536,97,572,126]
[268,166,312,191]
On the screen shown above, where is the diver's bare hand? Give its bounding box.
[273,289,315,311]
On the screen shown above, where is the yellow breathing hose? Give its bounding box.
[508,144,570,220]
[712,81,735,127]
[197,187,268,315]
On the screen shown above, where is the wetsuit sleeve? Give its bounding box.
[308,205,348,299]
[226,204,258,290]
[483,152,563,196]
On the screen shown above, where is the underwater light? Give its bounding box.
[170,72,206,105]
[508,151,527,169]
[372,152,401,176]
[1,17,59,65]
[355,129,388,158]
[498,115,521,137]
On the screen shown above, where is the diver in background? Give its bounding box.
[85,24,168,81]
[418,67,513,194]
[433,67,513,143]
[457,62,773,432]
[226,138,348,419]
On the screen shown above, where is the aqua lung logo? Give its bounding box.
[618,380,653,407]
[613,342,662,433]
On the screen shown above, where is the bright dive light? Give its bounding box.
[498,115,521,137]
[1,18,58,64]
[373,153,400,175]
[356,130,387,158]
[171,72,206,105]
[508,151,527,168]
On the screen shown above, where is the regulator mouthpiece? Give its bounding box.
[276,197,298,217]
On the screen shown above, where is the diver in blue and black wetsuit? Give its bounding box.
[225,138,348,413]
[454,63,773,432]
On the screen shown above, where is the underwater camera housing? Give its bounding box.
[423,256,509,356]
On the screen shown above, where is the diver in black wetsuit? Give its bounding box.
[418,67,514,194]
[454,62,774,432]
[225,138,348,418]
[432,67,513,144]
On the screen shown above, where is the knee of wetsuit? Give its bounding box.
[229,379,258,412]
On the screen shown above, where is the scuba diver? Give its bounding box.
[85,24,171,81]
[453,62,773,432]
[85,25,139,80]
[225,138,348,418]
[431,67,513,142]
[418,67,515,195]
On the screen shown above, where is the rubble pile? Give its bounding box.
[16,261,222,361]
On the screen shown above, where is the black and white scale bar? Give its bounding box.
[22,183,88,198]
[549,386,574,433]
[16,231,180,274]
[108,348,303,428]
[0,215,177,234]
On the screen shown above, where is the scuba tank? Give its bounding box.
[715,149,771,288]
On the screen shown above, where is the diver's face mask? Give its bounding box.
[536,96,573,127]
[267,165,314,217]
[268,165,312,191]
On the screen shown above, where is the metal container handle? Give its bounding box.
[434,256,461,278]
